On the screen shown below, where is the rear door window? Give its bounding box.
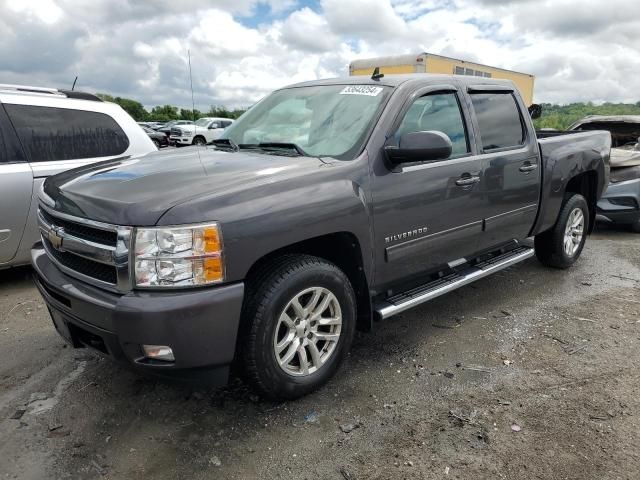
[0,105,27,164]
[4,104,129,162]
[470,93,525,151]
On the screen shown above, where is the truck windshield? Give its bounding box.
[195,118,211,127]
[219,84,391,159]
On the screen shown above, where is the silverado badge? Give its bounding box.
[385,227,428,244]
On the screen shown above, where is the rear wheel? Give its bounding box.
[535,193,589,269]
[240,255,356,400]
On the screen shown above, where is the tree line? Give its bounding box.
[96,94,247,122]
[533,102,640,130]
[97,92,640,130]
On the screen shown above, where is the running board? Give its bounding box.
[375,246,534,320]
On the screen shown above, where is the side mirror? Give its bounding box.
[528,104,542,119]
[384,131,452,165]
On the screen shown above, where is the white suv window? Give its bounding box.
[5,104,130,162]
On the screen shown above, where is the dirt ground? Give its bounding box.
[1,225,639,480]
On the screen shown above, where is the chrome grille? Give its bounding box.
[37,204,132,292]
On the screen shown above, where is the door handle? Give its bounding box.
[519,163,538,173]
[455,176,480,186]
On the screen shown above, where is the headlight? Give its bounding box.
[183,130,193,137]
[133,223,224,288]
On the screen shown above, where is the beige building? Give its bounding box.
[349,52,536,106]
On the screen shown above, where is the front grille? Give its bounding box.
[40,208,117,245]
[44,238,118,284]
[38,205,131,291]
[170,127,182,136]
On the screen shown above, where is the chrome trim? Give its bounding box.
[39,202,119,232]
[37,205,133,292]
[41,239,120,292]
[376,248,534,319]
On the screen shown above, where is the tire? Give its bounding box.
[630,221,640,233]
[193,136,206,146]
[240,254,356,400]
[535,193,589,269]
[152,139,160,149]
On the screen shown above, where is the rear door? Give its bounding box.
[371,85,486,291]
[466,87,540,250]
[0,103,32,264]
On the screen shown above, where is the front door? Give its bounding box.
[0,104,32,264]
[371,88,485,292]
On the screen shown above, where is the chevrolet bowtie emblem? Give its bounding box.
[48,226,64,250]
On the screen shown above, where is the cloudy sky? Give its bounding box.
[1,0,639,110]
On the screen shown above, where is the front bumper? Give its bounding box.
[32,246,244,384]
[169,135,193,145]
[596,178,640,225]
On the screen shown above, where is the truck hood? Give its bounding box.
[42,147,327,225]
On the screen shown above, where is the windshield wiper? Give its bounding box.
[211,138,238,152]
[238,142,308,157]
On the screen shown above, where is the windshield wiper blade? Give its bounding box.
[257,142,308,156]
[211,138,238,151]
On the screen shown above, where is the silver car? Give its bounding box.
[0,84,156,269]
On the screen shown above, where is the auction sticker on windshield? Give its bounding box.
[340,85,384,96]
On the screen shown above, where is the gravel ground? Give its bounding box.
[1,225,639,480]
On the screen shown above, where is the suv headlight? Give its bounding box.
[133,223,224,288]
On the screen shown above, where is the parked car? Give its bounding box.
[0,84,156,269]
[142,126,169,148]
[33,75,610,400]
[568,116,640,232]
[156,120,193,137]
[170,117,234,147]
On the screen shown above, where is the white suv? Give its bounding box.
[0,84,156,269]
[170,117,234,146]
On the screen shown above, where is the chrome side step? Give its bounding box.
[375,246,535,319]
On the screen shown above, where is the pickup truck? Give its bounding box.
[32,75,610,400]
[170,117,234,147]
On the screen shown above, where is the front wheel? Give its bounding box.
[193,136,206,146]
[240,255,356,400]
[535,193,589,269]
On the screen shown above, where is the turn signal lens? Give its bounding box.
[204,256,223,282]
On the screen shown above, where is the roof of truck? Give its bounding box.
[286,74,515,90]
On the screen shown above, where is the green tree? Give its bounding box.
[97,94,149,121]
[179,108,203,121]
[149,105,180,122]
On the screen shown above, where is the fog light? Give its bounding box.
[142,345,175,362]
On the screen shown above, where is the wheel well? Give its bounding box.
[565,171,598,233]
[244,233,373,331]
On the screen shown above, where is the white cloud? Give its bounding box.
[0,0,639,109]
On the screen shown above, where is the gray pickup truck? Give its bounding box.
[33,74,610,399]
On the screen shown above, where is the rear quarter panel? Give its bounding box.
[531,131,611,235]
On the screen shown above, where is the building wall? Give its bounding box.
[349,53,535,106]
[425,55,535,106]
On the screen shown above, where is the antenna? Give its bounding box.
[188,50,196,125]
[371,67,384,81]
[71,76,78,91]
